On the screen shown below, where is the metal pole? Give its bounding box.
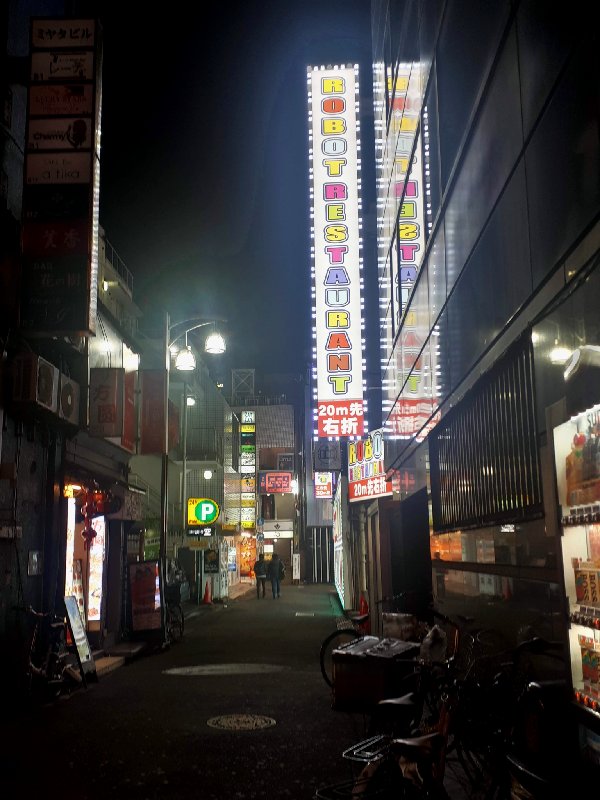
[160,311,170,586]
[182,380,188,532]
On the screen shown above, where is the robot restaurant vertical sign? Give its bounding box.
[308,65,364,438]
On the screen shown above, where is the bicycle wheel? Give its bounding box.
[167,604,184,643]
[315,757,406,798]
[319,628,360,687]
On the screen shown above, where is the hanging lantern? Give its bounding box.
[81,524,97,549]
[81,489,98,549]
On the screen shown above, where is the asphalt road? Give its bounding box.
[1,584,381,800]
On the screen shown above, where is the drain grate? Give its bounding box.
[163,663,289,676]
[206,714,276,730]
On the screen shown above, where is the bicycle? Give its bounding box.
[315,613,512,799]
[20,605,83,703]
[319,592,435,690]
[315,634,462,798]
[447,636,569,799]
[165,583,184,644]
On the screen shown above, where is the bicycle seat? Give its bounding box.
[347,612,369,625]
[390,730,444,757]
[378,691,418,707]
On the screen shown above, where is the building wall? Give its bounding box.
[370,0,600,641]
[373,0,600,452]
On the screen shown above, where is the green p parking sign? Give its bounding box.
[187,497,220,526]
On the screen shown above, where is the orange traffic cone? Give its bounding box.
[202,580,212,605]
[358,592,370,635]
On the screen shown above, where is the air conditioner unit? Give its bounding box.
[58,372,80,425]
[12,354,59,414]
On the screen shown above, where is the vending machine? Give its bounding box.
[553,403,600,770]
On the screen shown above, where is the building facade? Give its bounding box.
[369,0,600,762]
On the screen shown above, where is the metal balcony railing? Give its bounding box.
[181,427,224,464]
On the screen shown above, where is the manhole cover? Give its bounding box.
[206,714,276,730]
[163,663,289,676]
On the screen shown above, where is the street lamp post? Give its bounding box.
[159,313,226,582]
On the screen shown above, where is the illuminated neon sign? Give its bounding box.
[308,65,364,438]
[347,428,393,502]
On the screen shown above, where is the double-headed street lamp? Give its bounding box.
[159,313,227,573]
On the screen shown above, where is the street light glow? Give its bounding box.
[205,331,226,354]
[175,345,196,371]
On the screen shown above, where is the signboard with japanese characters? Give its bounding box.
[21,18,101,336]
[314,471,333,499]
[347,428,393,503]
[89,368,124,438]
[258,471,293,494]
[308,65,365,438]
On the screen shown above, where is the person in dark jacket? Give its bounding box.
[266,553,285,599]
[253,552,267,598]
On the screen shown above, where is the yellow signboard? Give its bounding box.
[241,424,255,433]
[187,497,220,526]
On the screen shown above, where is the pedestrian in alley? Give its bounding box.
[253,552,267,598]
[267,553,285,599]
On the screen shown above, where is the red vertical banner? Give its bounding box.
[88,368,124,438]
[140,370,166,455]
[121,370,137,453]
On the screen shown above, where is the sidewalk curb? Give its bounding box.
[95,655,126,677]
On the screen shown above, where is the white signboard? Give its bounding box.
[262,519,293,533]
[28,117,93,150]
[26,152,92,185]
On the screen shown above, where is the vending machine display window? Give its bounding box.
[554,410,600,727]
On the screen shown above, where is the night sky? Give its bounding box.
[97,2,373,378]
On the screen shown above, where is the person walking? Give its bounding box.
[267,553,285,599]
[253,552,267,599]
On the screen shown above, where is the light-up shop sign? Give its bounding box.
[308,65,364,438]
[347,428,393,502]
[187,497,220,526]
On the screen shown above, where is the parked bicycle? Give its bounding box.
[450,635,573,799]
[315,618,463,799]
[19,605,83,703]
[315,608,516,799]
[165,583,184,644]
[319,592,436,690]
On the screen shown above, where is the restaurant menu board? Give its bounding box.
[64,594,96,679]
[87,515,106,621]
[203,548,219,574]
[129,560,162,631]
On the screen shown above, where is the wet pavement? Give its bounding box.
[1,583,479,799]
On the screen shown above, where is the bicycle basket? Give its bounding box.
[342,735,391,764]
